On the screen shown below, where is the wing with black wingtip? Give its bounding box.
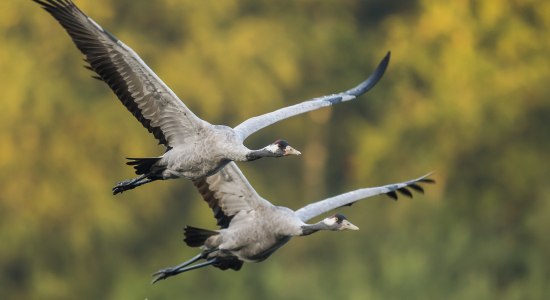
[295,173,435,222]
[33,0,207,148]
[233,51,390,141]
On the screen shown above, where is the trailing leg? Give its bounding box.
[112,175,157,195]
[151,249,218,283]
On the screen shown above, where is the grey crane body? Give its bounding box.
[203,205,300,263]
[151,126,252,180]
[206,205,355,263]
[33,0,390,194]
[117,126,298,192]
[152,162,434,283]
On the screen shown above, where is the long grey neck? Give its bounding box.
[224,145,265,162]
[300,222,334,236]
[245,149,278,161]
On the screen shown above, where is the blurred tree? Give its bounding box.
[1,0,549,299]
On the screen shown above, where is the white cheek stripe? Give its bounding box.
[323,218,337,226]
[265,144,279,153]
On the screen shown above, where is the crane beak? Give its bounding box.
[284,146,301,156]
[342,220,359,231]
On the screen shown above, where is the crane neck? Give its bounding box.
[245,148,280,161]
[300,222,335,236]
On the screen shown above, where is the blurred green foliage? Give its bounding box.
[1,0,549,299]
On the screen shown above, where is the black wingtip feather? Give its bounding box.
[419,178,436,184]
[385,175,435,201]
[407,184,425,193]
[397,187,414,198]
[387,191,398,201]
[346,51,391,97]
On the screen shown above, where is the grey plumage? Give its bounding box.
[33,0,390,194]
[152,162,434,282]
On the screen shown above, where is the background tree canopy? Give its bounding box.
[1,0,549,299]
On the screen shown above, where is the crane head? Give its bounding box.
[323,213,359,231]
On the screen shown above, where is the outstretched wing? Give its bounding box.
[34,0,207,148]
[233,51,390,141]
[294,173,435,222]
[193,162,271,228]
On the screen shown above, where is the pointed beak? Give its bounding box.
[342,220,359,231]
[284,146,301,156]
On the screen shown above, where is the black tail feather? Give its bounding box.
[214,258,244,271]
[126,157,161,175]
[184,226,218,247]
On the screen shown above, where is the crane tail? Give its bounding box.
[125,157,162,175]
[184,226,218,247]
